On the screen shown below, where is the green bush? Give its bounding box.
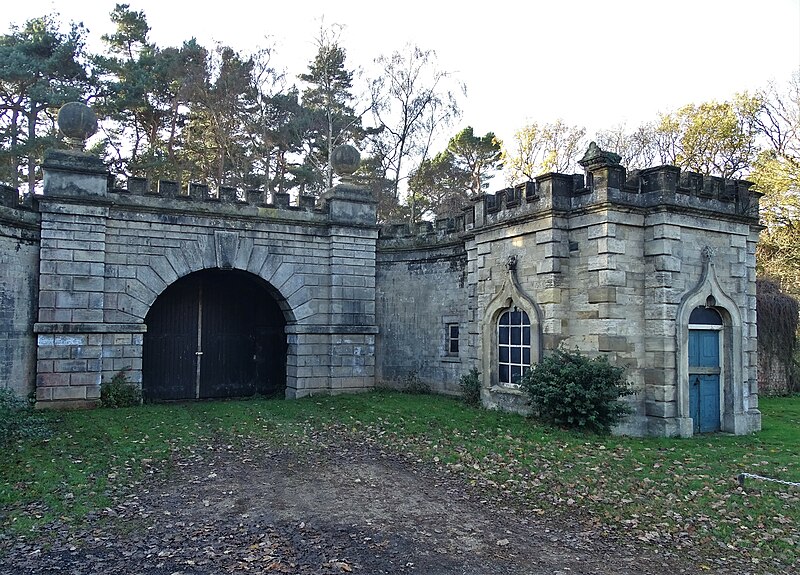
[0,387,49,447]
[459,368,482,406]
[101,371,142,408]
[519,348,634,434]
[401,371,431,395]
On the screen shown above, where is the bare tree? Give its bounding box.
[503,120,586,183]
[369,44,464,210]
[594,122,658,170]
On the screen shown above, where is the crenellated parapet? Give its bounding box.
[114,176,320,211]
[471,143,760,229]
[378,213,468,249]
[40,162,379,227]
[0,183,38,237]
[104,176,326,221]
[0,183,20,209]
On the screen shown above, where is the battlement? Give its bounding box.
[0,184,35,212]
[0,184,38,245]
[111,176,320,211]
[378,213,468,249]
[474,160,759,229]
[380,146,760,250]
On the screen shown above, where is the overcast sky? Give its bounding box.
[5,0,800,152]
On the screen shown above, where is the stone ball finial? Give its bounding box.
[57,102,98,148]
[331,144,361,177]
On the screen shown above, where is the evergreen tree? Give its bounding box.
[183,45,257,188]
[0,15,90,194]
[96,4,207,181]
[407,127,502,220]
[299,26,363,191]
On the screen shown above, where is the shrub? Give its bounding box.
[519,348,634,434]
[0,387,49,447]
[401,371,430,395]
[101,371,142,408]
[459,368,482,406]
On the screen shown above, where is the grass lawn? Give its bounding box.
[1,392,797,571]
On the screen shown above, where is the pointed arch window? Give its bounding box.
[689,306,723,327]
[498,308,531,385]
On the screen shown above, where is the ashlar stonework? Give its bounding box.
[0,137,761,437]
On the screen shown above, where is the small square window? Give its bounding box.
[447,323,459,355]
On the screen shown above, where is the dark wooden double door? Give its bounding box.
[143,270,286,401]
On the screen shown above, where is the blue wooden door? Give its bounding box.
[688,330,721,433]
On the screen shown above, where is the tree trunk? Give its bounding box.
[26,100,37,196]
[9,107,20,191]
[327,107,334,189]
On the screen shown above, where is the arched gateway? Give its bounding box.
[28,138,378,407]
[143,269,287,401]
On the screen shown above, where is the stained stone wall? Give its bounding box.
[376,231,468,394]
[28,149,378,407]
[0,185,39,397]
[375,148,762,437]
[0,141,762,437]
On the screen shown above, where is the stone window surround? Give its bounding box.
[441,315,462,362]
[480,256,542,392]
[446,323,460,356]
[675,253,746,436]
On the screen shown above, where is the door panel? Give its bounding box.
[699,374,721,432]
[199,274,285,398]
[689,374,721,433]
[688,330,721,433]
[142,279,199,400]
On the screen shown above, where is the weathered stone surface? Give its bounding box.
[0,141,762,437]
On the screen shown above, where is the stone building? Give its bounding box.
[0,111,763,437]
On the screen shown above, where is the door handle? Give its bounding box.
[195,351,204,356]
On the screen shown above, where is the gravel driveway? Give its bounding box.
[0,441,753,574]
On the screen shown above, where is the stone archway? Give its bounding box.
[675,248,748,436]
[142,269,287,401]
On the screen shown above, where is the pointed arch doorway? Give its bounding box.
[142,269,287,401]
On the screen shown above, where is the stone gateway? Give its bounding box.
[0,116,762,437]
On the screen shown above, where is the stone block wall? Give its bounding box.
[0,188,39,397]
[376,233,468,394]
[471,150,758,435]
[29,151,378,407]
[379,146,761,436]
[0,139,763,437]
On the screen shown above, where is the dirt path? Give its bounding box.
[1,442,752,574]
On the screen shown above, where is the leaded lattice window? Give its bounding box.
[498,308,531,385]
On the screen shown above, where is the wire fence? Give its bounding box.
[737,472,800,489]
